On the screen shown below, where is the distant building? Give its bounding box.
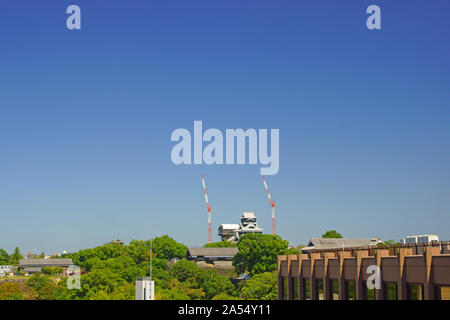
[400,234,439,245]
[112,239,124,245]
[237,212,263,238]
[187,247,238,270]
[218,224,240,241]
[218,212,263,242]
[0,265,12,276]
[301,238,383,252]
[18,258,74,274]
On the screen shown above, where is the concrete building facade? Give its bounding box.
[278,242,450,300]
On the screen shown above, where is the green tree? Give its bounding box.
[241,272,277,300]
[91,256,144,282]
[0,282,28,300]
[322,230,343,238]
[9,247,23,265]
[139,258,168,273]
[110,283,135,300]
[89,290,111,300]
[196,269,235,299]
[27,274,50,291]
[69,243,129,271]
[53,279,80,300]
[143,263,172,289]
[0,249,9,265]
[42,267,64,276]
[212,293,241,300]
[167,278,204,300]
[157,283,192,300]
[41,267,51,275]
[37,281,58,300]
[82,269,127,298]
[284,247,301,255]
[26,274,57,300]
[203,241,237,248]
[383,239,400,246]
[233,234,289,275]
[126,239,151,264]
[168,260,235,300]
[169,260,201,283]
[152,235,187,260]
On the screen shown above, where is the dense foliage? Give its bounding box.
[8,247,23,265]
[321,230,343,238]
[203,241,237,248]
[241,272,277,300]
[0,282,36,300]
[233,234,290,275]
[0,249,9,265]
[41,267,64,276]
[0,233,298,300]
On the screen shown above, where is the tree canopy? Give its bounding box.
[0,282,36,300]
[203,241,237,248]
[152,235,187,260]
[9,247,23,265]
[322,230,343,238]
[27,274,58,300]
[44,236,237,300]
[0,249,9,265]
[168,260,235,299]
[0,235,283,300]
[233,234,290,275]
[241,272,277,300]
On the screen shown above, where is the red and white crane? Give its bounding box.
[201,173,212,243]
[262,175,276,235]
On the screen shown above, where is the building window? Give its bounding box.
[303,278,311,300]
[290,277,299,300]
[408,284,423,300]
[366,286,376,300]
[317,279,324,300]
[329,280,339,300]
[345,281,356,300]
[435,286,450,300]
[283,277,288,300]
[384,283,398,300]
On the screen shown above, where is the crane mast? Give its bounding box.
[262,175,276,235]
[201,173,212,243]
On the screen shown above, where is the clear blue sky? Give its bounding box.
[1,1,449,254]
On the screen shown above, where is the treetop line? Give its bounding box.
[65,4,382,31]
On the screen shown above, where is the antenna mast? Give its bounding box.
[150,237,152,279]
